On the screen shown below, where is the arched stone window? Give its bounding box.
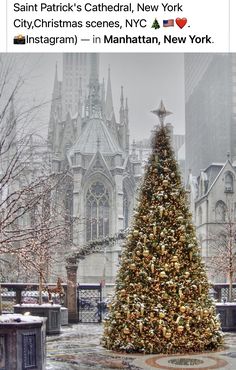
[225,172,234,192]
[215,200,226,222]
[86,181,109,241]
[198,206,203,225]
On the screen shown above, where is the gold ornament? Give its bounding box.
[177,325,184,333]
[149,233,154,239]
[140,305,145,316]
[143,249,149,257]
[162,327,167,336]
[172,255,178,262]
[133,230,139,236]
[163,180,169,187]
[160,271,166,278]
[153,225,157,235]
[165,331,172,339]
[136,250,141,256]
[174,262,180,270]
[159,311,165,318]
[203,309,209,317]
[164,263,169,271]
[130,263,136,270]
[180,306,186,313]
[123,327,130,334]
[184,271,190,278]
[215,323,221,330]
[161,245,165,254]
[139,322,143,333]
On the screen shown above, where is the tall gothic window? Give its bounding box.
[86,182,109,241]
[215,200,226,222]
[225,172,234,192]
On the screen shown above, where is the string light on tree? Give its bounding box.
[102,101,223,354]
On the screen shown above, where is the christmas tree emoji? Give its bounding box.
[102,101,223,354]
[151,18,160,29]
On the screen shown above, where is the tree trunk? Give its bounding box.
[229,271,233,302]
[0,283,2,315]
[39,272,43,305]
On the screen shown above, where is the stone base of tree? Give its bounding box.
[0,314,46,370]
[14,304,61,335]
[60,307,68,326]
[216,303,236,331]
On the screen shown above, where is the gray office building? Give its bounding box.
[185,54,236,177]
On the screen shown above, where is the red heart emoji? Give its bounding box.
[176,18,187,29]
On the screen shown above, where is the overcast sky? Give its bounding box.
[4,53,185,140]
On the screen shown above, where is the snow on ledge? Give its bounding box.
[0,313,45,324]
[14,303,61,308]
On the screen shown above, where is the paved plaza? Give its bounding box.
[46,324,236,370]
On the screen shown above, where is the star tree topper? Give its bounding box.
[151,100,172,126]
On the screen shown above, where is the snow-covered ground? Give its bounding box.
[46,323,236,370]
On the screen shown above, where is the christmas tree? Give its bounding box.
[151,18,160,30]
[102,101,223,354]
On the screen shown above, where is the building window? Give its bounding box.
[198,206,203,225]
[225,172,234,192]
[215,200,226,222]
[123,188,129,229]
[86,182,109,241]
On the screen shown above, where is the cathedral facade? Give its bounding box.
[48,54,141,283]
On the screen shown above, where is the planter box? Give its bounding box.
[60,307,68,326]
[0,314,46,370]
[14,304,61,335]
[216,303,236,331]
